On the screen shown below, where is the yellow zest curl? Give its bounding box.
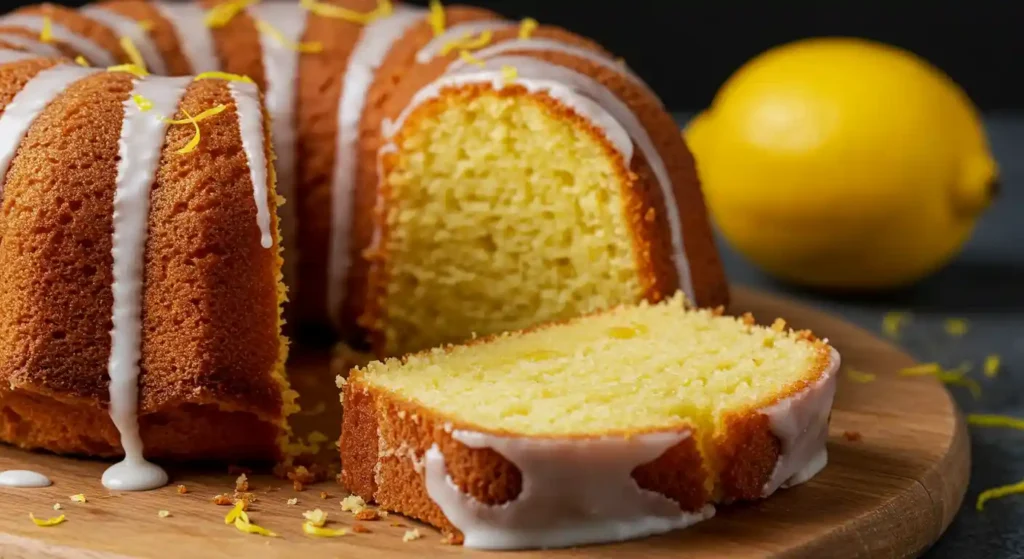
[427,0,445,36]
[256,20,323,53]
[944,318,969,337]
[500,64,517,84]
[882,311,910,338]
[194,71,254,84]
[977,479,1024,511]
[74,55,90,67]
[458,49,485,67]
[937,372,982,400]
[39,16,53,43]
[968,414,1024,431]
[440,30,492,56]
[120,35,147,72]
[518,17,538,39]
[30,513,66,526]
[299,0,392,24]
[234,516,277,537]
[138,19,154,31]
[224,500,249,524]
[900,362,981,399]
[898,363,941,377]
[984,354,1001,378]
[845,369,876,383]
[132,94,153,112]
[303,522,347,537]
[204,0,256,29]
[107,64,148,78]
[165,104,227,155]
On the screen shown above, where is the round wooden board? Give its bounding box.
[0,286,969,558]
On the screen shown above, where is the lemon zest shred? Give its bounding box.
[500,64,517,84]
[935,372,982,400]
[39,16,53,43]
[194,71,255,84]
[119,35,147,72]
[440,30,492,56]
[518,17,538,39]
[74,55,90,67]
[944,318,969,337]
[138,19,154,31]
[204,0,257,29]
[968,414,1024,431]
[898,363,941,377]
[882,311,910,338]
[977,479,1024,511]
[30,513,65,527]
[69,494,87,503]
[458,49,485,67]
[234,516,277,537]
[256,20,323,53]
[427,0,445,36]
[845,369,876,383]
[224,500,249,525]
[132,94,153,112]
[900,363,981,399]
[984,354,1001,378]
[164,104,227,154]
[107,63,148,78]
[303,522,347,537]
[299,0,392,24]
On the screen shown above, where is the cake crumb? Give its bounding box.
[771,318,787,332]
[842,431,863,442]
[302,508,328,528]
[176,484,188,494]
[235,473,249,492]
[390,522,406,528]
[212,494,234,506]
[157,510,171,518]
[739,312,755,326]
[402,529,422,542]
[287,498,298,506]
[319,491,329,499]
[69,494,87,503]
[351,523,371,534]
[440,533,457,545]
[234,492,257,505]
[52,503,61,511]
[355,508,380,521]
[341,495,366,514]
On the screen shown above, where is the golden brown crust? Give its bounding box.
[95,0,195,75]
[0,69,287,460]
[14,3,128,64]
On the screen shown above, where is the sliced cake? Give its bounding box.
[340,294,840,548]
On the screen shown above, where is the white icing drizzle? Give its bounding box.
[247,2,306,289]
[326,5,424,323]
[0,32,63,58]
[414,20,515,64]
[0,48,37,64]
[229,80,273,249]
[80,6,169,75]
[153,2,220,73]
[0,65,98,199]
[102,76,190,492]
[0,470,51,488]
[0,14,117,66]
[761,348,842,496]
[423,429,714,550]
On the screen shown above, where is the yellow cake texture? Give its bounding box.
[340,294,840,548]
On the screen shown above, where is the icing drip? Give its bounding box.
[414,20,514,64]
[423,430,714,550]
[102,75,190,492]
[228,80,273,249]
[80,6,169,75]
[0,65,98,199]
[326,5,424,322]
[0,48,37,64]
[248,2,306,289]
[0,32,63,58]
[0,470,51,488]
[761,348,841,496]
[153,2,220,73]
[0,14,117,66]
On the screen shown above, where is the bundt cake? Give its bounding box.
[0,0,728,487]
[340,294,840,548]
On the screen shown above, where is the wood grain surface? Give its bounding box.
[0,286,970,558]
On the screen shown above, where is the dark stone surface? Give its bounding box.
[676,114,1024,557]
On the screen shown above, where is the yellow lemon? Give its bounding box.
[686,37,997,290]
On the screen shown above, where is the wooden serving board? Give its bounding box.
[0,286,969,558]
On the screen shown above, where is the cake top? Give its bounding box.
[351,294,833,437]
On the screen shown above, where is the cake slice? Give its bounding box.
[339,294,840,549]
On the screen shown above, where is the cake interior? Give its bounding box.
[358,295,827,438]
[377,87,644,355]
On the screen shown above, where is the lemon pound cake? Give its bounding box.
[340,295,840,548]
[0,56,292,487]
